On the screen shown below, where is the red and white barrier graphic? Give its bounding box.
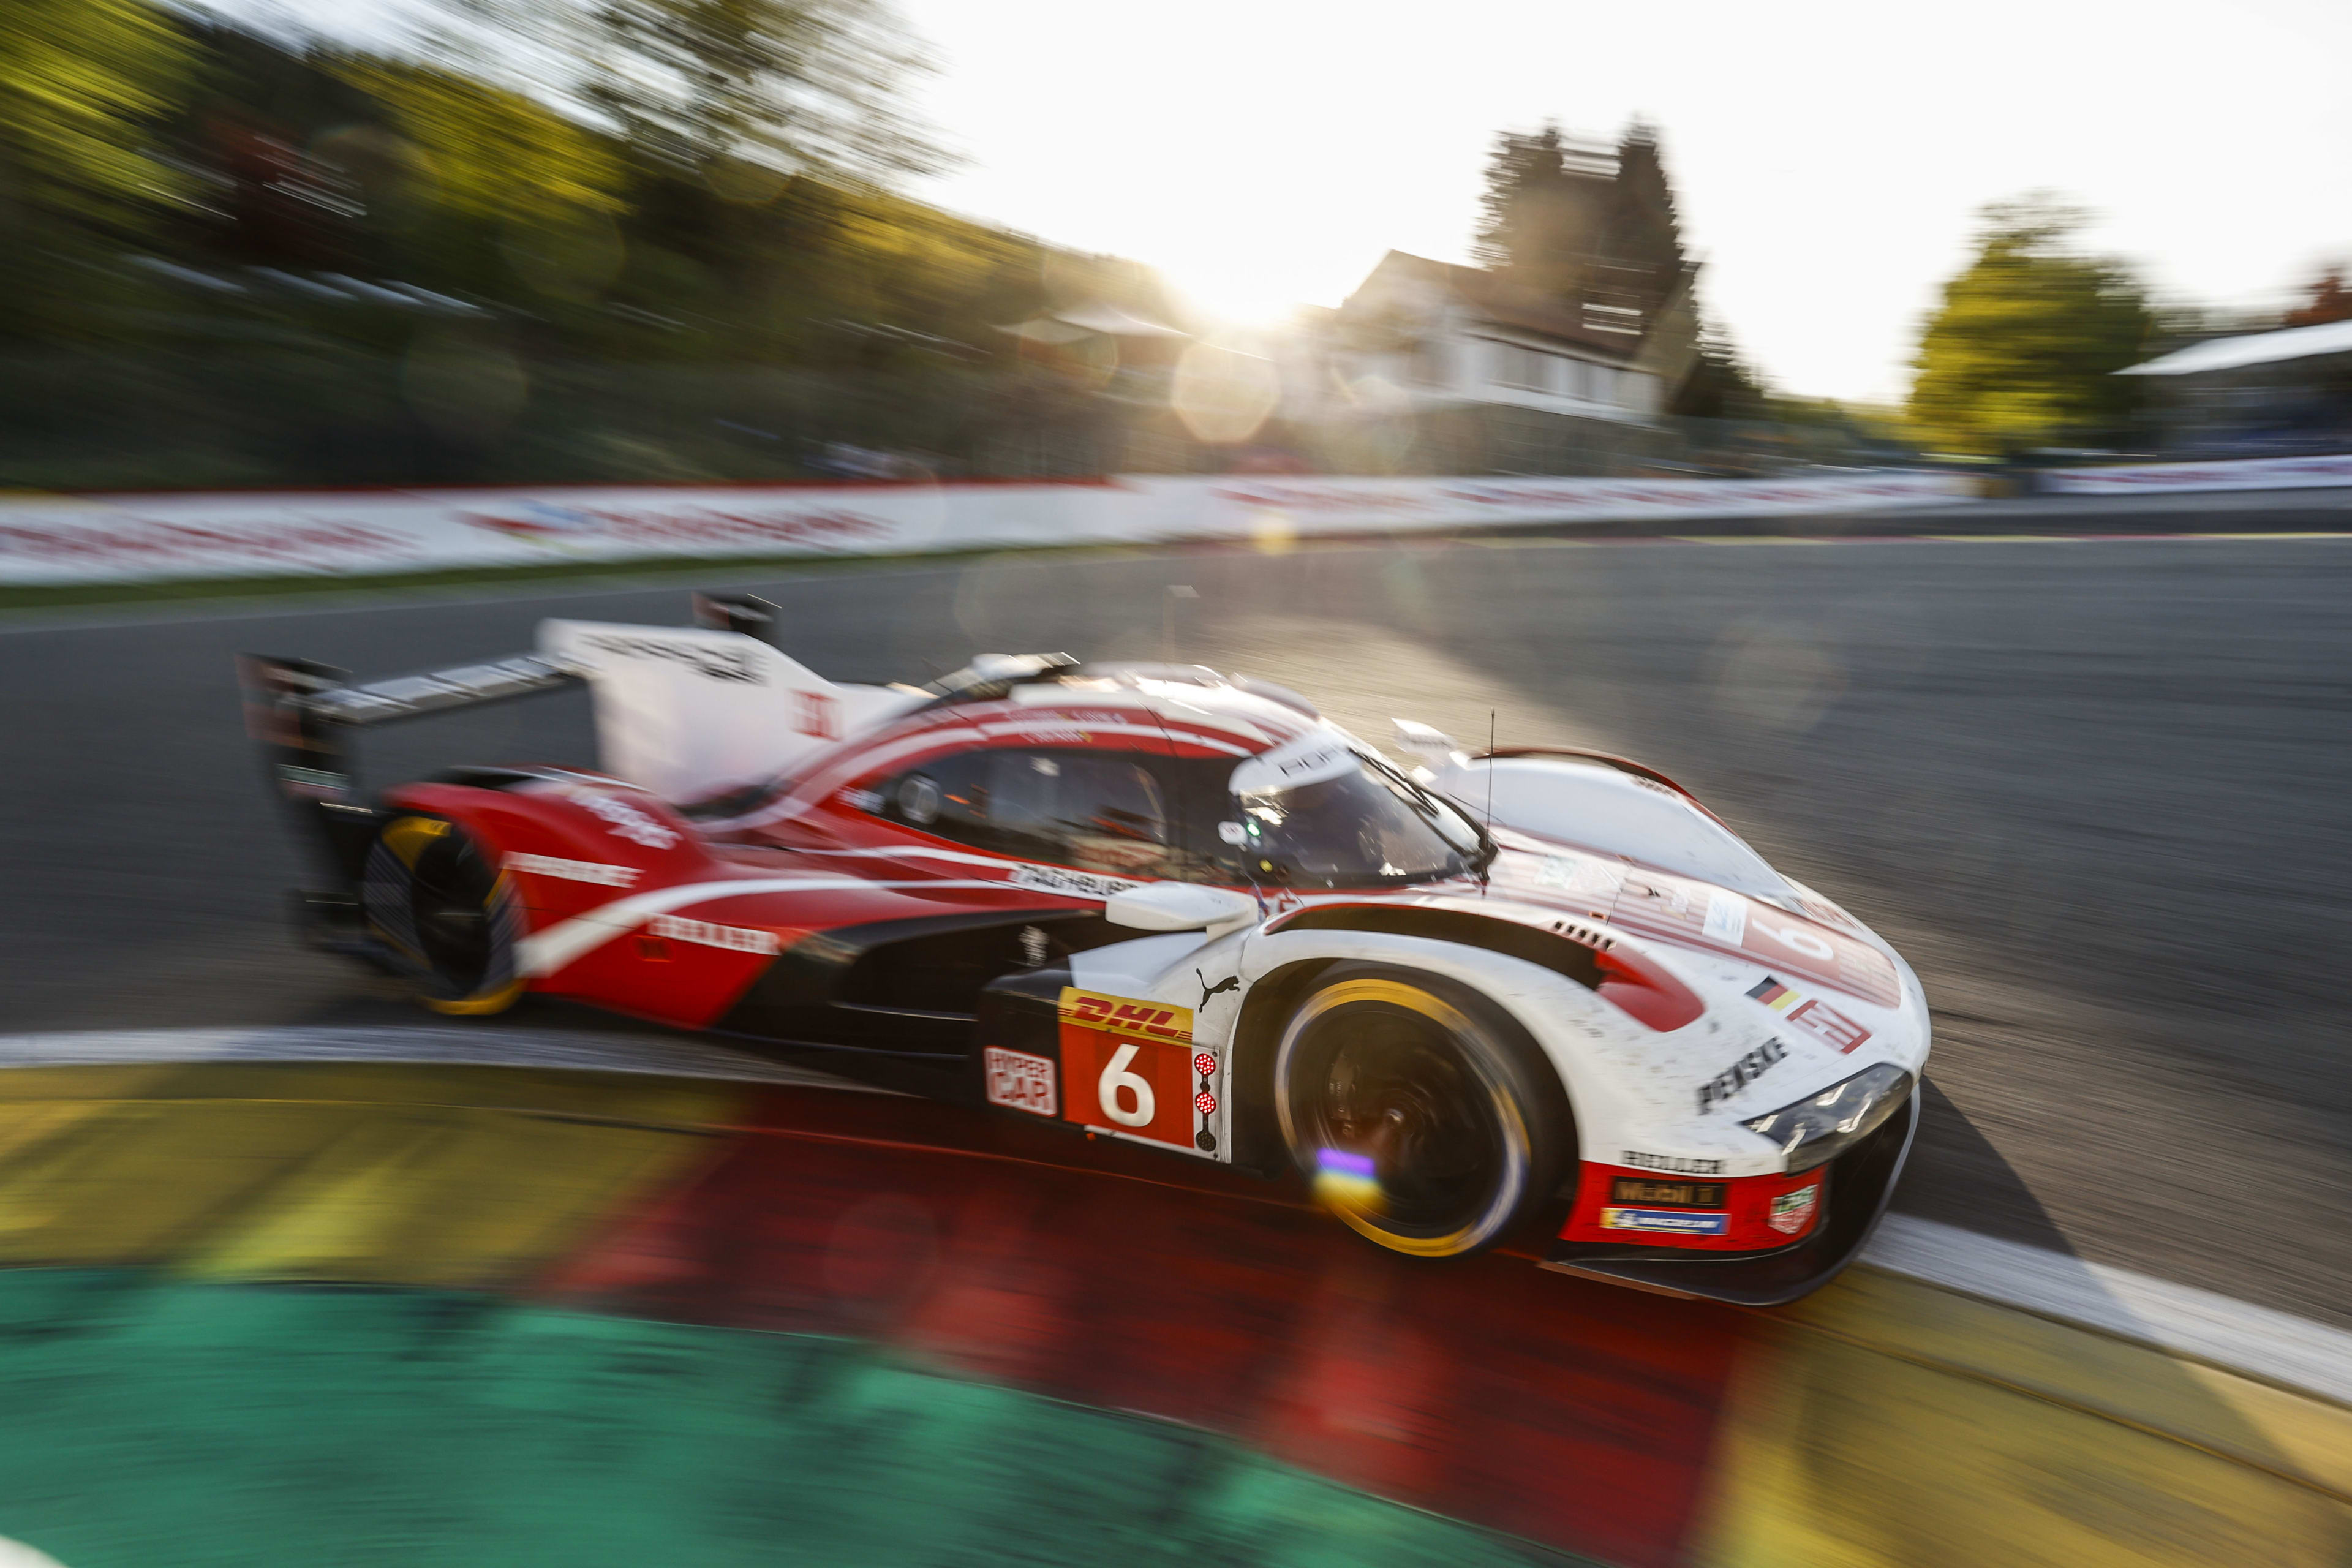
[0,471,1973,586]
[2040,454,2352,496]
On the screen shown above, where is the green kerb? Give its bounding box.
[0,1272,1589,1567]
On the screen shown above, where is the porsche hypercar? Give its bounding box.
[239,592,1926,1304]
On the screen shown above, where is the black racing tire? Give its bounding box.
[359,814,525,1016]
[1273,962,1569,1258]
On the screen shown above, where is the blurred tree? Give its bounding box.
[0,0,191,227]
[1672,322,1769,420]
[1472,123,1570,274]
[1602,122,1688,330]
[0,0,194,337]
[2283,264,2352,328]
[1471,119,1687,336]
[1907,198,2152,454]
[334,59,628,225]
[571,0,944,184]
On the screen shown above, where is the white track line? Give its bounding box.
[0,1025,2345,1406]
[0,1023,888,1094]
[1860,1215,2352,1408]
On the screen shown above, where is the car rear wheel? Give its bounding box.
[360,814,524,1016]
[1273,964,1567,1257]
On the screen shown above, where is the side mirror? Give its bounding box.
[1104,881,1258,939]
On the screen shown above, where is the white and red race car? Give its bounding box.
[240,592,1926,1304]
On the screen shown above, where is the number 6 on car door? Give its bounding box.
[1098,1042,1155,1127]
[1058,986,1199,1148]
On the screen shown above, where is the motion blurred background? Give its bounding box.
[4,0,2346,494]
[4,3,2352,1566]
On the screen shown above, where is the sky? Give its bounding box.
[888,0,2351,402]
[223,0,2352,404]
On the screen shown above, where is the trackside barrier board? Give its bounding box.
[2041,453,2352,494]
[0,472,1972,586]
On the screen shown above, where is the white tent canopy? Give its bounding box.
[997,302,1190,344]
[2121,318,2352,377]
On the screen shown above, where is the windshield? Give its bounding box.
[1232,752,1485,889]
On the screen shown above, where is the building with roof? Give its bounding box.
[2121,318,2352,456]
[1274,251,1700,475]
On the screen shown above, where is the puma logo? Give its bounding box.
[1195,970,1242,1011]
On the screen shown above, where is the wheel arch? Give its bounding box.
[1234,930,1613,1189]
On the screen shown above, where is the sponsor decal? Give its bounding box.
[1770,1183,1822,1235]
[1008,864,1143,900]
[1229,734,1355,795]
[503,852,639,887]
[839,786,882,813]
[1697,1036,1787,1114]
[1194,969,1242,1011]
[1600,1207,1730,1236]
[1621,1150,1725,1175]
[1744,975,1874,1053]
[1702,892,1748,944]
[459,502,601,539]
[274,764,349,800]
[578,793,680,850]
[982,1046,1058,1117]
[646,913,782,956]
[1061,992,1189,1041]
[456,503,888,549]
[1795,894,1863,932]
[1057,987,1205,1152]
[795,688,840,739]
[1532,853,1623,911]
[1613,872,1901,1008]
[1610,1177,1728,1208]
[580,633,764,684]
[1267,741,1348,781]
[0,516,413,568]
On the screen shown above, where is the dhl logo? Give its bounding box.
[1059,989,1193,1042]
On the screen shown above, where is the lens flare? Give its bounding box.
[1312,1147,1386,1216]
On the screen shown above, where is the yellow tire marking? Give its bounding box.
[380,815,451,871]
[1694,1267,2352,1564]
[1283,978,1530,1259]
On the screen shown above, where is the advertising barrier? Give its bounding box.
[0,470,1972,587]
[2040,453,2352,496]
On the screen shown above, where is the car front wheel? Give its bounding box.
[1273,963,1567,1257]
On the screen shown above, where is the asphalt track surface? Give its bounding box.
[5,508,2351,1330]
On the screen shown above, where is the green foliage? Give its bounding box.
[0,0,192,227]
[0,0,195,341]
[1907,198,2152,454]
[333,58,628,224]
[556,0,946,184]
[2283,264,2352,328]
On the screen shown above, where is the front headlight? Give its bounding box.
[1743,1064,1913,1173]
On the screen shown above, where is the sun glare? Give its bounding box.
[1163,254,1333,331]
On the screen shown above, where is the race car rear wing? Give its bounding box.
[236,590,785,888]
[236,650,586,886]
[238,588,1067,913]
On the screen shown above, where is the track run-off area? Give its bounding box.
[3,500,2352,1564]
